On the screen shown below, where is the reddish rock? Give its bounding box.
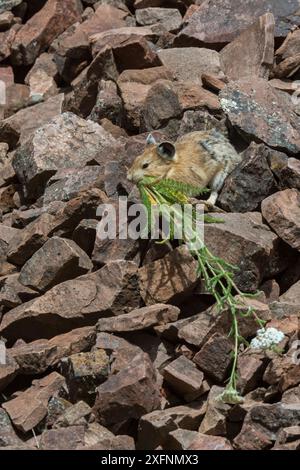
[60,349,110,404]
[2,372,67,432]
[234,403,300,450]
[0,24,19,62]
[12,112,118,200]
[220,79,300,155]
[188,433,232,450]
[43,166,105,205]
[276,29,300,60]
[158,47,224,86]
[7,213,56,265]
[89,79,123,126]
[10,326,96,375]
[220,14,274,81]
[39,426,86,450]
[11,0,82,65]
[0,94,64,149]
[204,212,290,291]
[138,246,199,305]
[199,386,230,436]
[137,402,205,450]
[0,261,140,341]
[19,237,92,292]
[177,0,300,46]
[163,355,204,402]
[91,26,154,56]
[0,273,38,310]
[193,333,232,383]
[0,408,24,448]
[219,143,278,212]
[263,351,300,392]
[97,304,180,333]
[0,352,19,392]
[269,155,300,191]
[237,352,268,394]
[93,352,160,429]
[117,66,174,129]
[136,7,182,33]
[261,189,300,251]
[53,401,92,428]
[72,219,98,257]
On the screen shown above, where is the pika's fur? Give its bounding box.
[127,130,242,206]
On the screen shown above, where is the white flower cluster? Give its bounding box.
[250,327,285,350]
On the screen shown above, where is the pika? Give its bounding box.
[127,130,242,207]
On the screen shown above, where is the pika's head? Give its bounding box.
[127,134,177,184]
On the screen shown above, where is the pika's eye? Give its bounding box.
[142,162,150,169]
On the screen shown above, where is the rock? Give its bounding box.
[0,94,64,149]
[163,355,204,402]
[188,433,232,450]
[177,0,300,46]
[2,372,67,432]
[276,29,300,61]
[168,429,199,450]
[0,408,24,448]
[12,112,118,200]
[63,46,119,118]
[219,143,278,212]
[269,155,300,191]
[10,326,96,375]
[0,261,140,341]
[11,0,82,65]
[39,426,86,450]
[117,66,173,130]
[1,24,20,62]
[199,386,230,436]
[0,351,19,392]
[263,351,300,392]
[80,422,135,450]
[220,79,300,155]
[43,167,105,205]
[136,7,182,33]
[157,47,223,86]
[204,212,290,291]
[220,13,274,81]
[88,79,123,126]
[53,401,92,428]
[234,403,300,450]
[93,352,160,429]
[25,52,59,87]
[274,426,300,449]
[0,273,38,310]
[137,402,205,450]
[282,385,300,404]
[193,333,233,383]
[138,246,199,305]
[261,189,300,251]
[270,281,300,317]
[0,1,22,14]
[72,219,98,257]
[97,304,180,333]
[51,5,127,83]
[60,350,110,404]
[237,352,268,395]
[92,29,160,72]
[19,237,92,292]
[7,213,56,265]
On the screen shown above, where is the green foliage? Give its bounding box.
[138,177,263,404]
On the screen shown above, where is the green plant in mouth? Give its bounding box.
[138,177,265,404]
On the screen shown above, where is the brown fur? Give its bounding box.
[127,131,241,205]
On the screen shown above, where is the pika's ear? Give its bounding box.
[157,141,176,161]
[146,133,157,146]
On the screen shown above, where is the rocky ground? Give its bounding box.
[0,0,300,451]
